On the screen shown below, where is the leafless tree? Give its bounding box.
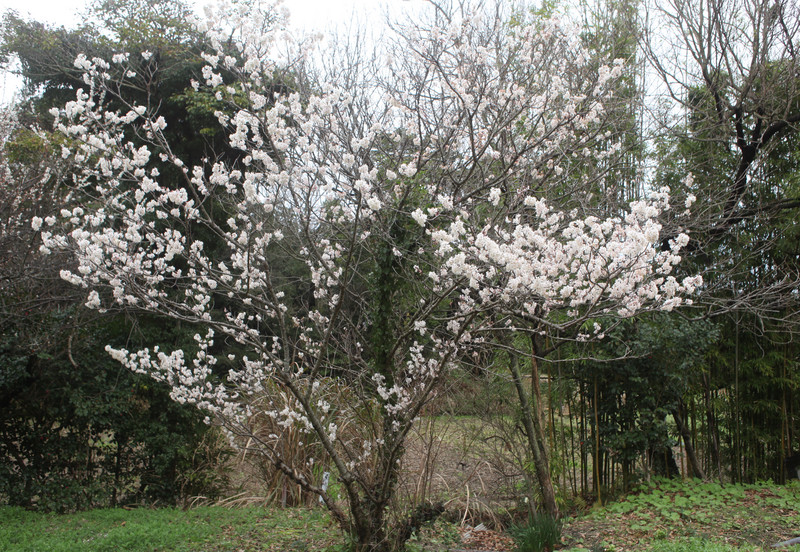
[643,0,800,327]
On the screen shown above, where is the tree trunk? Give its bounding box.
[349,491,444,551]
[673,400,706,479]
[354,440,396,551]
[703,371,722,480]
[351,502,389,552]
[347,420,445,552]
[509,351,559,518]
[593,374,602,505]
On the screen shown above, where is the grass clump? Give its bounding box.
[509,512,563,552]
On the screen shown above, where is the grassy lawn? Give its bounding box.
[0,505,342,552]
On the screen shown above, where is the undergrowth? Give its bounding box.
[3,479,800,551]
[562,478,800,551]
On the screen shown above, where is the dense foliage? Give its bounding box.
[0,0,233,511]
[0,312,229,511]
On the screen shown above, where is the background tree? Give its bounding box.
[646,0,800,481]
[645,0,800,320]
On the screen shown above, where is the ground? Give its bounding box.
[1,479,799,551]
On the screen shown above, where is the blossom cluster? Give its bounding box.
[426,191,701,322]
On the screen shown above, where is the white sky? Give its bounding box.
[0,0,427,104]
[0,0,412,29]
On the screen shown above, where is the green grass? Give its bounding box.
[508,512,563,552]
[647,539,764,551]
[0,505,341,552]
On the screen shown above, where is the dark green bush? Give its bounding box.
[0,312,231,512]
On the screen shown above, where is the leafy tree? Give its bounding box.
[571,314,719,489]
[647,0,800,481]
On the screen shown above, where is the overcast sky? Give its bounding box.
[0,0,426,103]
[0,0,412,29]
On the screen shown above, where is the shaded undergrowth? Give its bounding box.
[561,478,800,551]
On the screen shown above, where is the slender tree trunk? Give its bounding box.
[703,372,722,480]
[565,373,578,495]
[673,400,706,479]
[509,352,559,517]
[733,314,741,483]
[580,380,588,495]
[690,398,699,474]
[782,355,789,483]
[530,336,546,442]
[112,439,123,507]
[593,374,602,506]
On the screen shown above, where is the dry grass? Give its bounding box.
[398,414,528,530]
